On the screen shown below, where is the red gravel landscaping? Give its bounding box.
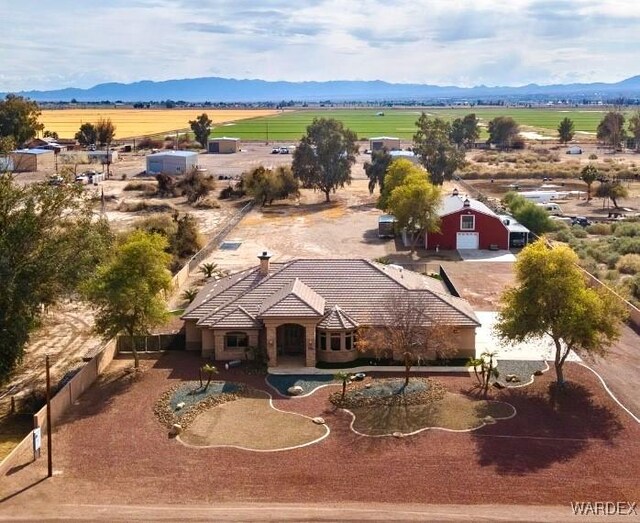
[1,351,639,508]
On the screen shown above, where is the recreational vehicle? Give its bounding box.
[536,202,563,216]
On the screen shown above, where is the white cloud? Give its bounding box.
[1,0,639,91]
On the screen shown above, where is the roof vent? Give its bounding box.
[452,188,459,196]
[463,198,471,208]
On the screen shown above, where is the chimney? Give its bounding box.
[463,198,471,208]
[258,251,271,276]
[452,188,459,196]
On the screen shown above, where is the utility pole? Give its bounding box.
[45,354,52,478]
[106,143,111,179]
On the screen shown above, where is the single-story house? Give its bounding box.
[146,150,198,175]
[208,137,240,154]
[182,255,480,367]
[389,150,419,163]
[369,136,401,151]
[27,137,67,152]
[10,149,55,172]
[425,189,527,250]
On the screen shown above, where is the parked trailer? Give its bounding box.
[378,215,397,239]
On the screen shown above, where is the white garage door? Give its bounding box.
[456,232,479,250]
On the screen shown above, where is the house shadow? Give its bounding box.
[471,382,624,475]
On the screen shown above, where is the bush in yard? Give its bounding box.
[612,237,640,255]
[571,226,588,239]
[586,223,612,235]
[553,229,574,243]
[613,222,640,237]
[176,170,216,204]
[616,254,640,274]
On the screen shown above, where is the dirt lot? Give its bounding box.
[1,351,638,513]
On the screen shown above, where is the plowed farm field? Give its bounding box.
[39,108,279,139]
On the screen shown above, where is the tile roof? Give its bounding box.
[186,259,480,329]
[318,306,359,330]
[258,278,325,318]
[207,306,260,329]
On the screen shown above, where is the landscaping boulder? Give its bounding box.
[287,385,304,396]
[483,416,496,425]
[506,374,521,383]
[170,423,183,436]
[312,417,325,425]
[175,401,186,410]
[493,382,505,389]
[392,431,405,438]
[533,370,544,376]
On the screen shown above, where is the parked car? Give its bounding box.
[271,148,280,154]
[571,216,591,227]
[279,147,290,154]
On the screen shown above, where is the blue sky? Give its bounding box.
[1,0,639,91]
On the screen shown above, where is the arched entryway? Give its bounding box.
[276,323,306,356]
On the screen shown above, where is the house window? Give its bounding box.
[317,331,327,350]
[225,331,248,350]
[345,331,354,351]
[460,215,475,230]
[331,333,341,351]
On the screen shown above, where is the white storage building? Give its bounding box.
[146,151,198,175]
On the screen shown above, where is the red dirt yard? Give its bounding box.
[1,352,638,513]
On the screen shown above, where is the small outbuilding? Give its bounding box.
[369,136,401,151]
[566,146,583,155]
[389,150,419,164]
[146,150,198,175]
[208,137,240,154]
[87,150,119,164]
[10,149,55,172]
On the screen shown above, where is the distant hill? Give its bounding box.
[4,75,640,103]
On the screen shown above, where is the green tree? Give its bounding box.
[176,170,215,204]
[363,149,393,194]
[596,181,629,208]
[84,230,172,369]
[0,136,15,156]
[386,175,442,254]
[95,117,116,146]
[292,117,358,202]
[466,351,499,398]
[502,192,554,235]
[75,122,97,146]
[597,111,626,149]
[243,165,300,206]
[43,130,59,140]
[412,113,465,185]
[0,176,112,380]
[628,110,640,151]
[169,213,203,260]
[450,113,480,148]
[189,113,213,148]
[0,94,44,147]
[487,116,520,149]
[580,164,598,201]
[557,117,575,145]
[495,241,626,386]
[377,158,427,210]
[181,288,198,303]
[199,262,223,279]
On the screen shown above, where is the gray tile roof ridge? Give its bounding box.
[258,277,326,316]
[415,289,481,326]
[205,304,259,328]
[319,305,359,329]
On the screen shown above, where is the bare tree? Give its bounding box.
[356,291,458,386]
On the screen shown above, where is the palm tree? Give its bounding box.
[181,288,198,303]
[200,262,221,279]
[201,364,218,391]
[334,371,350,401]
[580,165,599,202]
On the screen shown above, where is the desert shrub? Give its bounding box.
[571,226,588,238]
[155,173,178,197]
[554,229,574,243]
[586,223,612,235]
[124,181,157,194]
[169,213,203,261]
[613,222,640,237]
[218,181,246,200]
[589,153,598,160]
[135,213,178,238]
[612,236,640,254]
[137,137,163,150]
[577,256,598,273]
[194,195,221,209]
[117,199,176,213]
[176,170,216,204]
[616,254,640,274]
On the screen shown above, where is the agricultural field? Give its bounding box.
[39,108,278,140]
[211,107,628,141]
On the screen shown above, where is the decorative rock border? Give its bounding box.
[329,377,446,409]
[154,381,258,430]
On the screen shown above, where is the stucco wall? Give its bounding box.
[212,329,259,361]
[426,210,509,250]
[185,320,200,351]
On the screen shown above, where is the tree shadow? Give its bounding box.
[472,381,624,475]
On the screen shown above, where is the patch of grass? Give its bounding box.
[179,393,327,450]
[349,394,515,435]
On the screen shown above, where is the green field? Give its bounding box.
[210,107,622,142]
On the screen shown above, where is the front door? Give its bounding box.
[277,324,305,355]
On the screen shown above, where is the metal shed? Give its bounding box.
[369,136,401,151]
[146,151,198,175]
[10,149,55,172]
[208,137,240,154]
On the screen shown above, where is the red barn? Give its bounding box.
[426,190,510,250]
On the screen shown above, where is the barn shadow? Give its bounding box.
[471,381,623,475]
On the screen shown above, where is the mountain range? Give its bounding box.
[4,75,640,103]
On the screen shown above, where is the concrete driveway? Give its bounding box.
[458,250,517,262]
